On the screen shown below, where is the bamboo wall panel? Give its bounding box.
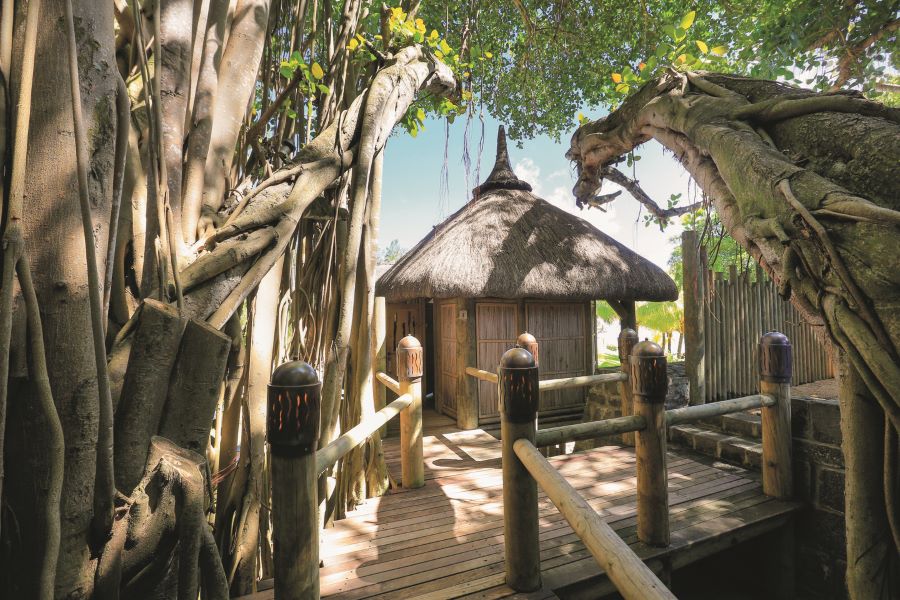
[438,302,458,416]
[475,303,518,418]
[699,267,833,402]
[526,302,587,412]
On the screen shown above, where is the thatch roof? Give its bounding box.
[376,127,677,303]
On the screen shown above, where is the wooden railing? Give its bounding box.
[465,365,627,390]
[499,331,794,599]
[266,335,426,600]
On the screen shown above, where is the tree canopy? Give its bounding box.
[413,1,898,140]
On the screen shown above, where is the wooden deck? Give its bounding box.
[245,410,800,599]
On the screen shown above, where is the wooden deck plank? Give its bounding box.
[245,410,799,600]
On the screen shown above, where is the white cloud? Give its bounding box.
[513,158,541,185]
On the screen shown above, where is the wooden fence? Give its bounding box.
[682,231,833,404]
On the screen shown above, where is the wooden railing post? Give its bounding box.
[397,335,425,488]
[516,331,539,367]
[618,328,639,446]
[499,346,542,592]
[632,340,670,547]
[759,331,793,499]
[267,360,321,599]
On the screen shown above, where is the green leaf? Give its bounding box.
[680,11,696,30]
[655,44,669,58]
[310,62,324,80]
[280,65,294,79]
[662,24,676,40]
[674,27,687,42]
[695,40,708,54]
[615,82,630,94]
[416,107,426,122]
[317,84,330,94]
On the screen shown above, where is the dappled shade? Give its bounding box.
[376,127,677,303]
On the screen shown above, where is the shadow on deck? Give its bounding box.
[245,410,800,599]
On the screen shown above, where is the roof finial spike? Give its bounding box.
[495,125,511,171]
[472,126,533,197]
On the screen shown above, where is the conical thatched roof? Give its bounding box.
[376,127,677,303]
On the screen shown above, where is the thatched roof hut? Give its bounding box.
[376,127,677,429]
[377,131,676,303]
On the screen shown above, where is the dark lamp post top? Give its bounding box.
[632,340,665,359]
[271,361,319,387]
[760,331,790,348]
[500,347,536,369]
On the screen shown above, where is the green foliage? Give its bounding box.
[636,300,683,335]
[376,239,407,265]
[277,51,329,120]
[595,300,619,324]
[348,5,493,137]
[668,208,756,291]
[414,1,899,141]
[610,10,728,99]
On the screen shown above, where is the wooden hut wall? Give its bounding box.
[526,301,589,413]
[438,299,591,424]
[475,301,520,419]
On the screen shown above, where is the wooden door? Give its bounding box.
[438,302,458,416]
[475,302,518,419]
[526,302,587,412]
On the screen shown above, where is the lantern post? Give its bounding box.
[267,361,321,599]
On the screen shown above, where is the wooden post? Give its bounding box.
[632,341,669,547]
[516,331,539,367]
[267,361,321,600]
[499,346,542,592]
[397,335,425,488]
[618,328,639,446]
[456,298,479,429]
[374,297,387,438]
[759,332,793,499]
[682,231,705,405]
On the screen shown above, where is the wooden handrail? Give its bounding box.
[315,393,412,475]
[538,371,626,391]
[535,414,646,447]
[467,367,626,391]
[666,394,774,427]
[376,371,401,394]
[513,438,677,600]
[465,366,498,383]
[533,393,775,447]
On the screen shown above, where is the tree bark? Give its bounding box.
[569,71,900,599]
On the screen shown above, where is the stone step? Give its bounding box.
[668,423,762,470]
[701,410,763,440]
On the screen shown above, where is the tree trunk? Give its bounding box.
[4,1,117,596]
[569,71,900,599]
[839,352,899,597]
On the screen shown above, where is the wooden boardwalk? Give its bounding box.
[246,410,799,599]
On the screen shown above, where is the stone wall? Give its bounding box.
[791,396,847,599]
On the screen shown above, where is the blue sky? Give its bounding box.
[379,113,694,272]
